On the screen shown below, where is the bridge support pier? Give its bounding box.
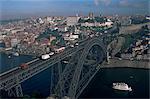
[107,51,110,64]
[50,61,62,95]
[7,84,23,97]
[8,88,16,97]
[58,61,62,79]
[15,84,23,97]
[50,66,54,95]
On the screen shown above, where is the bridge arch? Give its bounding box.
[54,38,107,98]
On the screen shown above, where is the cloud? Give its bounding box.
[93,0,148,9]
[94,0,99,6]
[94,0,112,6]
[118,0,148,8]
[119,0,130,6]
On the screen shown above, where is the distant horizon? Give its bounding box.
[0,13,149,21]
[0,0,149,20]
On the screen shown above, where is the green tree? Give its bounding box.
[51,39,57,46]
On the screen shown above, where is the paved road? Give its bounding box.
[101,58,150,69]
[119,22,150,34]
[108,37,125,57]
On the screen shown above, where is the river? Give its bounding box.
[0,53,35,73]
[80,68,149,98]
[0,53,149,98]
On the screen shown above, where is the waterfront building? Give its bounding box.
[11,38,19,47]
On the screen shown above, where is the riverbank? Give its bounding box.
[119,22,150,34]
[102,58,150,69]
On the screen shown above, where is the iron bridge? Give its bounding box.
[0,37,108,98]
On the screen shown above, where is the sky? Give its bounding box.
[0,0,149,20]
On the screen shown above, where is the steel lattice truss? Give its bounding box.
[0,37,107,98]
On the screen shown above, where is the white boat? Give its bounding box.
[8,55,11,58]
[13,52,19,56]
[112,82,132,91]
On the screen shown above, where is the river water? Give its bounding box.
[0,53,34,73]
[80,68,149,98]
[0,53,149,98]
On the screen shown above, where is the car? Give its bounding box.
[70,45,74,48]
[75,43,79,46]
[20,63,29,69]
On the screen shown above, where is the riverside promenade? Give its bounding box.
[101,58,150,69]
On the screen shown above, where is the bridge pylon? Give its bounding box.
[6,77,23,97]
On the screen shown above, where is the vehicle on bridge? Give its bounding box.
[40,52,55,60]
[49,52,55,56]
[41,54,50,60]
[75,42,79,46]
[54,47,65,53]
[20,63,29,69]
